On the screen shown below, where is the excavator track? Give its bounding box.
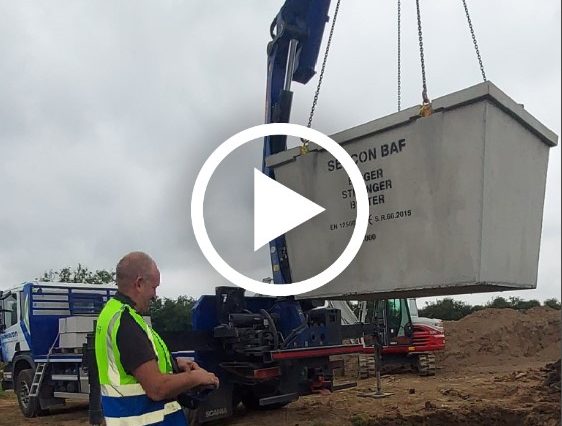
[358,354,377,379]
[417,352,436,376]
[358,354,369,379]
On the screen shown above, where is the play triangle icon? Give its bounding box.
[254,169,325,251]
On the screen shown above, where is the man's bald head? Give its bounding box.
[116,251,158,290]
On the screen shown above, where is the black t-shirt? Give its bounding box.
[114,292,156,375]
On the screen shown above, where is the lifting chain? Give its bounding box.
[462,0,487,82]
[301,0,342,153]
[397,0,402,112]
[415,0,432,117]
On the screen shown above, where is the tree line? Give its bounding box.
[418,296,561,321]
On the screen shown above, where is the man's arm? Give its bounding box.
[132,360,219,401]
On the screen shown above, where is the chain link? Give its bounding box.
[415,0,429,103]
[397,0,401,112]
[303,0,342,141]
[462,0,487,82]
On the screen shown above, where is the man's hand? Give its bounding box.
[176,359,219,390]
[176,358,200,372]
[133,360,219,401]
[188,368,220,389]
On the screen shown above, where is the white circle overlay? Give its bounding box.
[191,123,369,297]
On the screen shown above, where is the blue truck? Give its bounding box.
[0,281,116,417]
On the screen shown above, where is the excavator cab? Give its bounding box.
[374,298,414,346]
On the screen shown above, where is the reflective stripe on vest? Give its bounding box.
[103,400,184,426]
[101,383,146,397]
[95,298,185,425]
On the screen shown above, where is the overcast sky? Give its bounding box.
[0,1,559,307]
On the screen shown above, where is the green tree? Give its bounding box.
[485,296,541,310]
[471,304,485,313]
[39,264,115,284]
[487,296,511,309]
[544,298,561,310]
[149,296,196,334]
[418,298,473,321]
[509,297,540,310]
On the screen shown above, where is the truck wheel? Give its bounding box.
[16,369,43,418]
[417,353,436,376]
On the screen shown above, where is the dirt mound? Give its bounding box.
[538,359,561,394]
[348,405,560,426]
[440,306,561,369]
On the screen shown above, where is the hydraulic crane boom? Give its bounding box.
[263,0,332,284]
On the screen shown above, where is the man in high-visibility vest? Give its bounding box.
[95,251,219,426]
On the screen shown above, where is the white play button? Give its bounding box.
[254,169,325,251]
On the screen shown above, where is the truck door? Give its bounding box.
[0,292,22,361]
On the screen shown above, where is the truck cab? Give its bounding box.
[1,286,29,367]
[1,281,116,417]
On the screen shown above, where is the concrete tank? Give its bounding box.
[267,81,558,299]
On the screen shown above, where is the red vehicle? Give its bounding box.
[358,298,445,377]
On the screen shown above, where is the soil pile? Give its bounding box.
[440,306,561,369]
[539,359,561,394]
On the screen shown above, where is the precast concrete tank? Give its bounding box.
[267,81,558,299]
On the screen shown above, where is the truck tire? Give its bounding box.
[16,369,43,418]
[417,353,436,376]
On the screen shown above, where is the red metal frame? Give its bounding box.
[269,324,444,361]
[270,344,365,360]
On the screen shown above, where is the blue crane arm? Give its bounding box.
[262,0,332,284]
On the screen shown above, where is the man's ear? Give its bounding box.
[133,276,143,291]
